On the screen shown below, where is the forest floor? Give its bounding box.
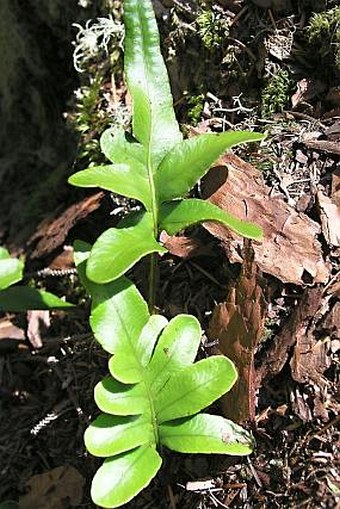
[0,1,339,508]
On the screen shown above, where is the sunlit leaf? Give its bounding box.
[109,314,168,384]
[86,212,166,284]
[0,247,24,290]
[160,413,253,455]
[68,163,152,210]
[95,377,148,416]
[85,414,152,457]
[124,0,182,170]
[91,445,162,508]
[147,314,201,395]
[74,241,149,355]
[159,198,263,239]
[156,131,264,202]
[155,356,237,423]
[100,128,146,165]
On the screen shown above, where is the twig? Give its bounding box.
[167,484,177,509]
[188,261,226,290]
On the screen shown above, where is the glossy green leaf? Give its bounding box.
[156,131,264,202]
[124,0,182,170]
[159,198,263,239]
[69,128,151,209]
[90,278,150,355]
[100,128,146,165]
[160,413,253,455]
[86,212,166,284]
[68,163,152,210]
[91,445,162,508]
[109,314,168,384]
[147,314,201,395]
[0,287,74,312]
[95,377,148,416]
[0,247,24,290]
[85,414,152,457]
[74,241,150,355]
[155,356,237,423]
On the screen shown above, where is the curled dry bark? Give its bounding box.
[202,153,330,285]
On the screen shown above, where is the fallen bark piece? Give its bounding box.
[323,302,340,340]
[256,287,324,385]
[202,154,329,284]
[301,138,340,156]
[290,317,331,387]
[27,192,105,259]
[331,167,340,207]
[317,190,340,247]
[208,242,267,423]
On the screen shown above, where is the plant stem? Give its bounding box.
[148,252,158,313]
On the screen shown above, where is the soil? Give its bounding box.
[0,1,339,508]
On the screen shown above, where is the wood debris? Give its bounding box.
[26,192,104,260]
[202,153,330,285]
[208,242,267,423]
[316,190,340,247]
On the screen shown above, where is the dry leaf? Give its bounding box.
[317,191,340,247]
[160,231,214,259]
[202,154,329,285]
[208,242,267,423]
[19,465,85,509]
[49,246,75,270]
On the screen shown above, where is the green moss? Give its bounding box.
[261,70,293,118]
[306,7,340,72]
[187,93,205,125]
[196,8,230,50]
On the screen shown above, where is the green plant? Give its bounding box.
[261,69,293,118]
[187,92,205,125]
[69,3,263,302]
[68,0,264,507]
[306,6,340,72]
[196,8,230,50]
[0,247,73,311]
[75,241,253,508]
